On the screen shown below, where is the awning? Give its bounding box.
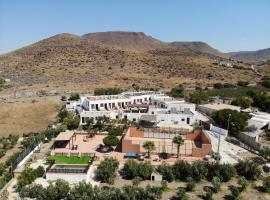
[55,131,74,141]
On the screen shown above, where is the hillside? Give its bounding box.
[83,31,168,51]
[228,48,270,62]
[0,32,259,95]
[170,41,224,57]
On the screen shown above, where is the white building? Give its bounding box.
[78,91,206,128]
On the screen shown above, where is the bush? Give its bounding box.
[17,166,45,190]
[167,85,184,98]
[213,83,224,89]
[235,160,261,180]
[186,177,195,191]
[121,160,153,180]
[173,160,192,181]
[69,93,80,101]
[175,188,188,200]
[261,80,270,88]
[262,176,270,193]
[64,115,80,130]
[108,127,124,136]
[206,163,236,182]
[237,176,248,192]
[230,186,241,200]
[103,135,119,147]
[156,163,174,182]
[189,92,209,104]
[204,187,213,200]
[191,160,208,182]
[0,164,4,176]
[211,176,221,193]
[95,157,119,184]
[132,176,142,186]
[237,81,249,87]
[94,87,123,95]
[58,109,69,122]
[231,97,251,109]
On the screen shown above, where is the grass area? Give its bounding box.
[47,156,92,164]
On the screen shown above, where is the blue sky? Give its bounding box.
[0,0,269,54]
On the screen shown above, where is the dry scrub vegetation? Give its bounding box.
[0,99,62,136]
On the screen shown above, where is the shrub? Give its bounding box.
[64,115,80,130]
[230,186,241,200]
[0,164,4,176]
[175,188,188,200]
[261,80,270,88]
[94,87,123,95]
[167,85,184,98]
[206,163,236,182]
[191,160,208,182]
[121,160,153,180]
[237,81,249,87]
[69,92,80,101]
[235,160,261,180]
[132,176,142,186]
[204,187,213,200]
[231,97,251,109]
[156,163,174,182]
[103,135,119,147]
[262,176,270,193]
[186,177,195,191]
[211,176,221,193]
[173,160,192,181]
[213,83,224,89]
[237,176,248,192]
[95,157,119,184]
[108,127,124,136]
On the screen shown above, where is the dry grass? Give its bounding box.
[0,98,62,136]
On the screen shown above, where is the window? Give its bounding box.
[133,118,136,122]
[152,111,154,115]
[181,118,185,121]
[82,117,85,123]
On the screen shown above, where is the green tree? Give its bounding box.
[0,164,4,176]
[213,109,248,135]
[235,160,261,180]
[143,141,156,158]
[262,176,270,193]
[64,115,80,130]
[173,160,192,181]
[211,176,221,193]
[259,146,270,161]
[186,177,195,191]
[231,97,251,109]
[238,176,248,192]
[121,159,139,179]
[156,163,174,182]
[168,85,184,98]
[191,160,208,182]
[230,186,241,200]
[173,134,184,158]
[174,188,188,200]
[261,80,270,88]
[204,187,213,200]
[189,92,209,104]
[57,109,68,122]
[69,181,98,200]
[69,92,80,101]
[137,161,153,180]
[95,157,119,184]
[103,135,119,147]
[132,176,142,186]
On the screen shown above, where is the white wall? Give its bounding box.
[46,172,87,183]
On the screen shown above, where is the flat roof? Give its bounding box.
[55,131,74,141]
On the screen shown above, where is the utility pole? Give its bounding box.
[217,114,231,158]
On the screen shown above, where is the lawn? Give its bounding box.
[47,156,92,164]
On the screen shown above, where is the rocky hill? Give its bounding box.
[170,41,224,57]
[83,31,168,51]
[228,48,270,63]
[0,32,259,94]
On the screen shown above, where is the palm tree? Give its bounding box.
[143,141,156,158]
[173,134,184,158]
